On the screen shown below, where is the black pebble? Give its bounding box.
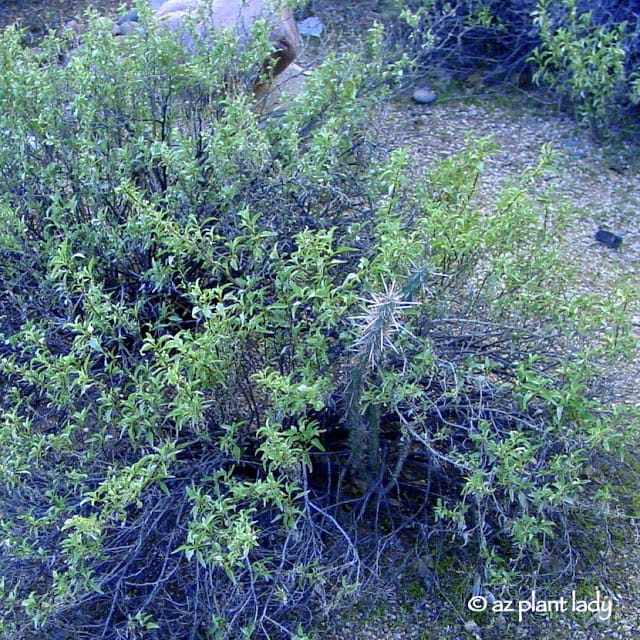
[595,229,623,249]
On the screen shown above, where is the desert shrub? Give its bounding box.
[389,0,540,75]
[389,0,640,131]
[0,6,377,639]
[338,140,637,592]
[530,0,637,133]
[0,3,637,640]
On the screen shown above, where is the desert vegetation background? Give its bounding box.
[0,1,639,639]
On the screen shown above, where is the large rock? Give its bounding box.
[149,0,302,97]
[72,1,304,105]
[255,62,309,113]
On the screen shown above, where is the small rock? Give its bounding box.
[297,16,324,37]
[113,11,140,37]
[412,87,438,104]
[464,619,482,639]
[561,137,586,158]
[25,134,40,151]
[121,10,139,23]
[595,229,623,249]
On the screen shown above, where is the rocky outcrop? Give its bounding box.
[114,1,303,99]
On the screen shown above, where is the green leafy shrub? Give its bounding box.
[531,0,634,133]
[338,140,637,591]
[0,6,377,638]
[0,3,637,639]
[389,0,640,132]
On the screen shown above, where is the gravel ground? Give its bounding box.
[384,92,640,282]
[1,3,639,639]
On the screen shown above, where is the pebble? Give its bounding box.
[297,16,324,37]
[561,137,587,158]
[412,87,438,105]
[595,229,623,248]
